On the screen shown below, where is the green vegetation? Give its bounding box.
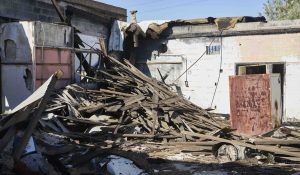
[263,0,300,20]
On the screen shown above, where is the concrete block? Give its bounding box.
[38,15,48,21]
[46,16,58,23]
[41,8,49,15]
[14,0,36,6]
[36,1,54,10]
[33,7,41,13]
[1,0,13,7]
[52,9,61,17]
[24,0,36,5]
[12,1,33,12]
[14,10,37,21]
[47,9,60,18]
[49,17,61,23]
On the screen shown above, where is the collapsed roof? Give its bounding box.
[126,16,266,39]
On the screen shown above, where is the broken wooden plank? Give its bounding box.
[0,126,16,151]
[13,71,63,160]
[183,131,300,158]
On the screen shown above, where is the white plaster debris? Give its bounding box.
[167,153,196,161]
[130,145,147,152]
[100,155,148,175]
[88,126,102,133]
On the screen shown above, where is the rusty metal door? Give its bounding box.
[229,74,282,135]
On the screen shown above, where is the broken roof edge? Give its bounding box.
[161,18,300,39]
[123,16,267,39]
[128,17,300,39]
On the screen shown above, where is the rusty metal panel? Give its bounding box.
[35,47,73,90]
[229,74,281,135]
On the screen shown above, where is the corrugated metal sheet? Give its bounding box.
[8,74,54,114]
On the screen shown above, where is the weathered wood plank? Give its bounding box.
[183,131,300,158]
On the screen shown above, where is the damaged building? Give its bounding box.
[0,0,126,111]
[1,1,300,174]
[119,17,300,124]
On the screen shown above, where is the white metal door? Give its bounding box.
[0,23,33,112]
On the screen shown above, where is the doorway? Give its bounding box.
[235,62,285,118]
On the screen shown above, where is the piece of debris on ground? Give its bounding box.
[1,1,300,175]
[1,51,300,174]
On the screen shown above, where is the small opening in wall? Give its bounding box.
[23,68,33,91]
[206,45,221,55]
[246,65,266,74]
[236,62,285,119]
[159,43,168,53]
[4,39,16,60]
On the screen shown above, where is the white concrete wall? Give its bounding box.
[136,32,300,121]
[165,37,239,114]
[0,22,34,112]
[285,63,300,122]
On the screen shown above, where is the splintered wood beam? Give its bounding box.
[183,131,300,158]
[99,37,108,57]
[50,0,66,22]
[89,89,134,97]
[13,71,62,160]
[0,126,16,151]
[0,105,33,133]
[122,134,155,138]
[113,111,125,134]
[253,138,300,145]
[151,94,159,135]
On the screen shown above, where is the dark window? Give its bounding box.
[159,43,168,53]
[4,39,16,60]
[206,45,221,55]
[245,65,266,74]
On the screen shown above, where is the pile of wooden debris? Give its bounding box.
[46,58,226,141]
[1,54,300,174]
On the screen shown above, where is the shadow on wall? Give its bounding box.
[0,22,32,112]
[134,38,171,78]
[122,20,175,79]
[132,37,186,96]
